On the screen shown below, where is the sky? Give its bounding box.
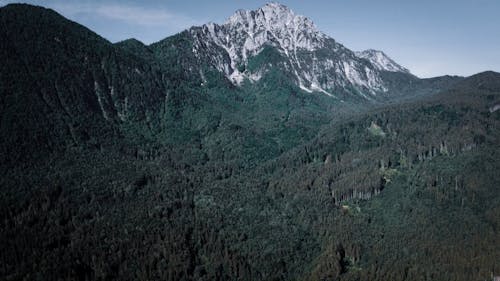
[1,0,499,78]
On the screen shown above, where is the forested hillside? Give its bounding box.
[1,4,499,281]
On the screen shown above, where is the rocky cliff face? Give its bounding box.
[355,49,410,73]
[186,3,410,99]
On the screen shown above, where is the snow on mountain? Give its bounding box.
[355,49,410,73]
[187,2,410,98]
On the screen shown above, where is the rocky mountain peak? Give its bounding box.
[356,49,410,74]
[226,3,309,29]
[188,2,411,98]
[222,2,324,52]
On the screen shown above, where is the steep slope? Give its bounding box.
[153,3,419,100]
[0,4,170,164]
[243,71,500,280]
[2,54,498,281]
[0,3,349,171]
[1,3,499,281]
[355,49,410,73]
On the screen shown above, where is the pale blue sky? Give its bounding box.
[1,0,499,78]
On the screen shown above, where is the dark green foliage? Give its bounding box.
[1,4,500,281]
[380,71,464,101]
[246,45,286,73]
[0,3,167,164]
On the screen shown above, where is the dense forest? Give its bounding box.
[1,4,499,281]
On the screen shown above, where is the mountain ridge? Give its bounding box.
[1,3,500,281]
[355,49,411,74]
[183,2,410,98]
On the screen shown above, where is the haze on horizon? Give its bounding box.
[1,0,499,78]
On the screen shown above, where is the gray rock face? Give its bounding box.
[355,49,410,73]
[186,3,410,98]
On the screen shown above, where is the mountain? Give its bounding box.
[355,49,410,73]
[156,2,421,100]
[1,3,499,281]
[0,3,357,177]
[0,3,169,164]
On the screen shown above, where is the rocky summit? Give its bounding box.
[187,3,412,98]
